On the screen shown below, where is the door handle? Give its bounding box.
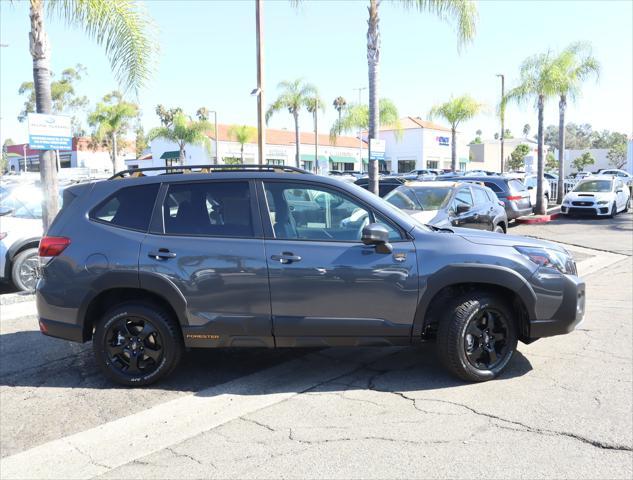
[148,249,177,260]
[271,252,302,264]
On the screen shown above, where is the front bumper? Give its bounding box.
[560,205,610,216]
[529,274,586,338]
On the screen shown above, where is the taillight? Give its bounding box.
[39,236,71,257]
[506,195,523,201]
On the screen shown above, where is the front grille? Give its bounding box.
[572,201,594,206]
[568,207,597,215]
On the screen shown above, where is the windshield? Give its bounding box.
[574,180,612,193]
[411,187,452,210]
[384,188,420,210]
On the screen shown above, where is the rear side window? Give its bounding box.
[483,181,502,193]
[472,187,489,205]
[454,188,474,207]
[163,181,253,237]
[484,188,497,203]
[90,184,159,232]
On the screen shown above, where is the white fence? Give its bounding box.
[548,179,580,204]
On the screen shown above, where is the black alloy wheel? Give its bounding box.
[463,309,510,371]
[105,316,164,376]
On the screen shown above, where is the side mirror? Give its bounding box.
[361,223,392,254]
[616,188,623,193]
[527,186,534,190]
[455,204,470,215]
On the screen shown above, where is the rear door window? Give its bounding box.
[472,187,489,205]
[163,181,254,237]
[483,181,502,193]
[509,179,527,192]
[90,184,159,231]
[454,187,474,208]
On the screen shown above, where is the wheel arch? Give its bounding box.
[413,264,537,341]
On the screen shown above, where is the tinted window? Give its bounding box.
[454,188,473,207]
[508,179,527,192]
[410,187,451,210]
[484,188,497,203]
[483,181,502,193]
[91,184,159,231]
[163,181,253,237]
[384,188,420,210]
[264,182,371,242]
[573,180,613,193]
[375,213,404,241]
[473,187,489,205]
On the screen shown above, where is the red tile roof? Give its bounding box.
[210,124,366,149]
[381,116,453,133]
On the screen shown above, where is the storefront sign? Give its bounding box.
[28,113,72,150]
[370,138,386,160]
[436,136,449,146]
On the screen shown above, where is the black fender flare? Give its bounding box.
[77,270,189,331]
[412,264,537,337]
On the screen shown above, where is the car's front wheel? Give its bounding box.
[93,302,183,386]
[437,291,518,382]
[609,202,617,218]
[11,247,40,292]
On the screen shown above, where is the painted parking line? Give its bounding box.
[0,347,397,480]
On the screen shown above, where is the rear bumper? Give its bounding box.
[36,288,84,342]
[505,203,533,220]
[38,317,84,342]
[529,274,586,338]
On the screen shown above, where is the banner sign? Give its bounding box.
[28,113,72,150]
[436,136,449,146]
[369,138,386,160]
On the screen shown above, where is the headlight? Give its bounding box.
[515,246,576,275]
[596,200,608,205]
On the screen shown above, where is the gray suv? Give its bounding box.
[36,165,585,386]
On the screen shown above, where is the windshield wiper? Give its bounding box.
[425,224,453,233]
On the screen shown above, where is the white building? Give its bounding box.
[133,124,367,174]
[469,137,547,173]
[563,148,611,173]
[376,117,469,173]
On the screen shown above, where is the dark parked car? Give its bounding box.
[439,176,532,220]
[354,175,407,197]
[384,181,508,232]
[37,164,584,386]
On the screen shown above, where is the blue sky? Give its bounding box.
[1,0,631,146]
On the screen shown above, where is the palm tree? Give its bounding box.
[363,0,478,193]
[553,42,600,204]
[266,79,318,168]
[149,112,213,166]
[26,0,155,230]
[227,125,257,163]
[329,98,401,142]
[504,50,560,215]
[333,96,347,134]
[306,96,325,172]
[522,123,531,138]
[428,95,483,171]
[88,91,139,173]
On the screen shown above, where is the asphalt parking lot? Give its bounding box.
[1,215,631,479]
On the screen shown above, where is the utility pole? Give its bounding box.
[209,110,218,164]
[354,86,367,171]
[255,0,266,165]
[496,74,505,172]
[314,98,318,173]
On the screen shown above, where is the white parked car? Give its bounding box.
[524,175,552,206]
[598,169,633,186]
[560,176,630,217]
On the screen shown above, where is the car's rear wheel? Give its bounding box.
[11,248,40,292]
[437,291,517,382]
[93,303,183,386]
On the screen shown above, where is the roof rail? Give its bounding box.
[109,164,311,180]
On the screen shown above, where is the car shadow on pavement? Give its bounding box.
[0,331,533,394]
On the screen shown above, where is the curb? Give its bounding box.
[516,212,561,224]
[0,291,35,306]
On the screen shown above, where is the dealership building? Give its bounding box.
[132,124,368,173]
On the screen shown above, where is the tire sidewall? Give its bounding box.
[93,304,180,386]
[11,248,39,292]
[453,296,517,381]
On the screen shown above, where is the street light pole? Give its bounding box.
[354,86,367,171]
[209,110,218,164]
[23,144,27,172]
[496,73,505,172]
[314,97,318,173]
[255,0,266,165]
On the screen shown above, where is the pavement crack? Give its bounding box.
[165,446,210,467]
[414,398,632,452]
[240,417,277,432]
[69,443,110,470]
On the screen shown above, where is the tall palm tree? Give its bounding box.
[26,0,155,230]
[363,0,478,194]
[266,79,318,168]
[88,91,139,173]
[330,98,401,142]
[306,96,325,172]
[504,50,560,215]
[428,95,483,171]
[149,113,213,166]
[553,42,600,204]
[227,125,257,163]
[522,123,531,138]
[332,96,347,134]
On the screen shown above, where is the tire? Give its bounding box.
[11,248,40,292]
[93,302,183,386]
[609,202,617,218]
[437,291,518,382]
[493,224,505,234]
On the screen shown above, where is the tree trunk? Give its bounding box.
[293,110,300,168]
[557,95,566,204]
[536,95,546,215]
[314,106,318,173]
[451,127,457,171]
[179,143,185,165]
[30,0,58,232]
[240,144,244,163]
[367,0,381,195]
[337,109,342,134]
[111,133,118,173]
